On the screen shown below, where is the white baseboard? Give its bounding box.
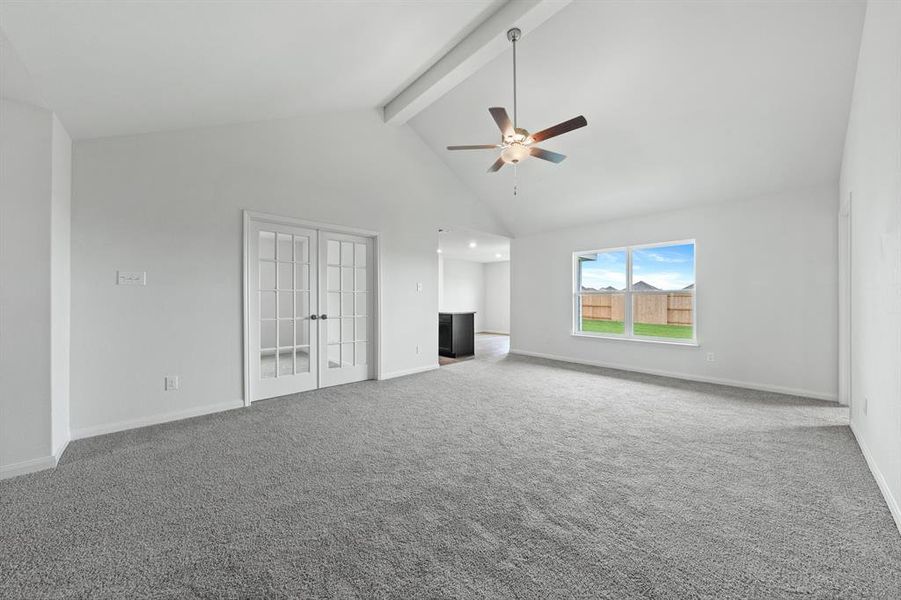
[1,436,72,481]
[850,423,901,536]
[477,330,510,336]
[53,438,70,463]
[379,364,439,380]
[509,349,838,402]
[70,399,244,441]
[0,455,57,480]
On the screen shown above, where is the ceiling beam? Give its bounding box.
[382,0,571,126]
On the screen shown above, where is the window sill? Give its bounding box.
[571,332,699,347]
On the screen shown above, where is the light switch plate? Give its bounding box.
[165,376,179,391]
[117,271,146,286]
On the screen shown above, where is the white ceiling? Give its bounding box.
[0,0,501,139]
[0,28,45,108]
[410,0,866,236]
[438,228,510,263]
[0,1,866,238]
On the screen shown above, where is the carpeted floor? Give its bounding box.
[2,354,901,599]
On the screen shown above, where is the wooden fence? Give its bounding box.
[581,293,693,325]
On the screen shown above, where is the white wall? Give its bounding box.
[70,110,505,436]
[840,0,901,530]
[482,261,510,334]
[511,185,838,400]
[437,254,445,310]
[0,99,53,472]
[51,113,71,456]
[439,258,485,332]
[438,257,510,334]
[0,99,71,477]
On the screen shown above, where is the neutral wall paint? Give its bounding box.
[511,185,838,400]
[437,254,444,309]
[482,261,510,334]
[840,0,901,531]
[439,258,485,332]
[0,99,71,475]
[71,110,505,436]
[0,99,53,472]
[51,113,71,457]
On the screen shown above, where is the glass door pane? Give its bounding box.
[293,233,312,375]
[259,230,278,379]
[325,238,345,369]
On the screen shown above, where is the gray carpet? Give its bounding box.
[2,355,900,599]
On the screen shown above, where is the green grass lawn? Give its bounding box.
[581,319,693,339]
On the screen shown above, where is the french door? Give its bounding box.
[248,221,319,399]
[319,231,372,388]
[247,217,374,402]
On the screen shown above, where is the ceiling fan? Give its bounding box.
[447,27,587,175]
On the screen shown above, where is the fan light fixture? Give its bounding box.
[446,27,588,194]
[501,142,530,164]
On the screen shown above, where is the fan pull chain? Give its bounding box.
[513,164,518,196]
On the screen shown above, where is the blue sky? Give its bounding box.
[580,243,695,290]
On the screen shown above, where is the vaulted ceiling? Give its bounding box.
[409,0,866,235]
[0,0,866,237]
[0,0,501,139]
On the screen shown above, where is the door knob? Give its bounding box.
[319,314,329,320]
[310,314,318,320]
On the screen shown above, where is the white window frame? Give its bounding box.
[572,239,697,346]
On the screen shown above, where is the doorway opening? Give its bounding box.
[436,227,511,365]
[243,211,379,404]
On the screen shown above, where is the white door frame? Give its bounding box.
[242,210,382,406]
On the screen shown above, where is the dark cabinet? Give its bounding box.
[438,312,475,358]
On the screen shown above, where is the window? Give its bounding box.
[574,240,696,343]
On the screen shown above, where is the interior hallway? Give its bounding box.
[439,333,510,366]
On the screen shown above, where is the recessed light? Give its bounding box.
[437,249,443,254]
[468,241,477,248]
[495,253,503,258]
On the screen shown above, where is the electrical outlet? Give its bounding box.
[415,345,421,354]
[706,352,716,362]
[416,282,423,292]
[165,376,179,391]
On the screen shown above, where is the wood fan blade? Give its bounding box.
[446,144,500,150]
[488,107,514,137]
[529,146,567,163]
[530,115,588,143]
[487,156,506,173]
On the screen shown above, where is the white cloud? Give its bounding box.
[638,251,687,264]
[581,269,626,289]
